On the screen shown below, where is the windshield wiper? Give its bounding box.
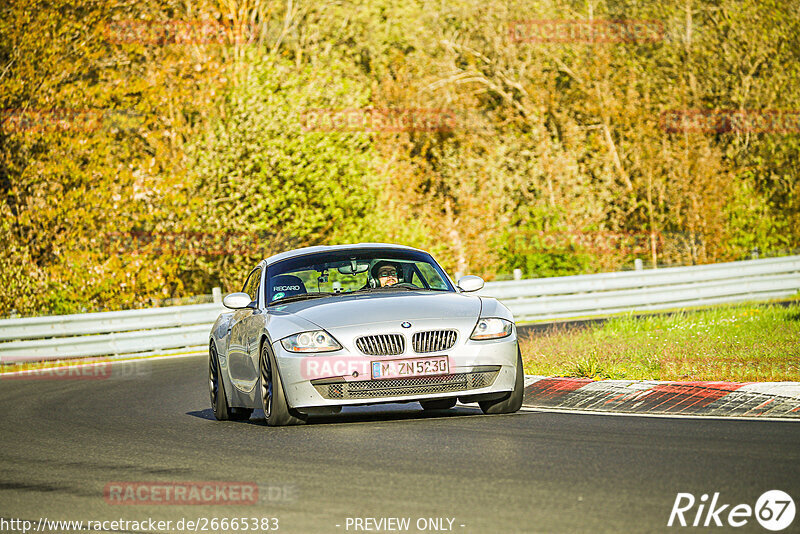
[268,292,334,306]
[353,285,418,293]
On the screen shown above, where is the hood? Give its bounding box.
[269,291,481,329]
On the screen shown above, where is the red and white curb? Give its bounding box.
[522,376,800,419]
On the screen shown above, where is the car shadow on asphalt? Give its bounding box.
[186,409,217,420]
[186,404,485,426]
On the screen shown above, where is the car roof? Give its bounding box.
[264,243,429,266]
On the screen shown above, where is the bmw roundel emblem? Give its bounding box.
[401,321,412,329]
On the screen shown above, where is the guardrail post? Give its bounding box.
[513,269,522,280]
[212,287,222,304]
[634,259,643,271]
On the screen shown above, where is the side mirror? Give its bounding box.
[457,275,484,293]
[223,292,253,309]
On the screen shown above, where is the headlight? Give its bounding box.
[280,330,342,353]
[470,318,513,340]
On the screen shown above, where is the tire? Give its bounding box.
[420,398,457,411]
[209,343,252,421]
[479,349,524,415]
[260,341,306,426]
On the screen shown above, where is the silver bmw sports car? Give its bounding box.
[209,243,523,425]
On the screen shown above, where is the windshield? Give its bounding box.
[266,248,454,304]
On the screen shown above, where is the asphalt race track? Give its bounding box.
[1,355,799,533]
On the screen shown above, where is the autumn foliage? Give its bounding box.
[2,0,799,315]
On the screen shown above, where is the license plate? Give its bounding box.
[371,356,449,380]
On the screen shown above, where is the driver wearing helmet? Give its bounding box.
[371,261,401,287]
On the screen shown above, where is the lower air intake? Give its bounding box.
[312,368,500,400]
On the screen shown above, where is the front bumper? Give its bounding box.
[274,334,519,409]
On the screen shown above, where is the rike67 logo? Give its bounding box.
[668,490,795,531]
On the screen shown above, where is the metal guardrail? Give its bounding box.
[0,304,223,362]
[1,256,798,363]
[0,303,223,341]
[480,255,800,321]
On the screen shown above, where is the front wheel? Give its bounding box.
[260,342,306,426]
[209,344,252,421]
[479,349,524,415]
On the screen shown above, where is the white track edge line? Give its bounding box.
[517,405,800,422]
